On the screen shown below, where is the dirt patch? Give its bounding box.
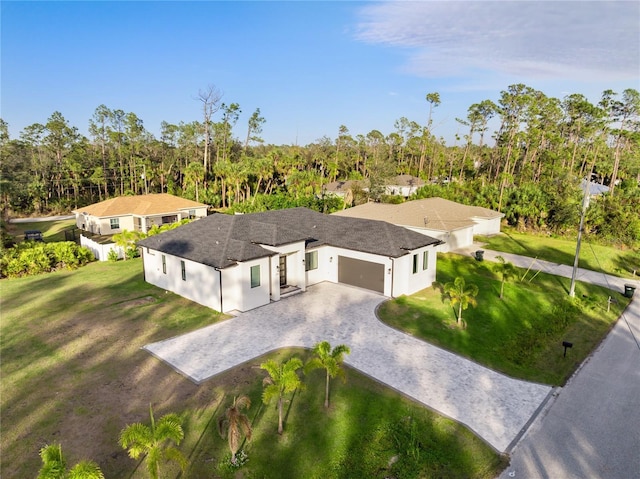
[118,296,157,308]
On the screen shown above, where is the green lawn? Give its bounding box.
[378,254,630,386]
[477,228,640,279]
[0,259,505,478]
[183,348,506,479]
[7,218,77,243]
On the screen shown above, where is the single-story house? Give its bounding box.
[73,193,208,235]
[72,193,208,261]
[322,180,364,199]
[138,207,442,313]
[385,175,425,197]
[333,197,504,253]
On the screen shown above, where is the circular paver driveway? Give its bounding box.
[144,282,551,452]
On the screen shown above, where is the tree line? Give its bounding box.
[1,84,638,246]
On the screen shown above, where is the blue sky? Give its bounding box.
[2,1,638,146]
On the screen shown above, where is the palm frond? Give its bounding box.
[119,422,152,459]
[67,460,105,479]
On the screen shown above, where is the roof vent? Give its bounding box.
[424,216,429,226]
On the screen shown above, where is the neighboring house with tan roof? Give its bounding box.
[385,175,426,197]
[333,197,504,252]
[138,207,442,313]
[72,194,208,261]
[322,180,364,198]
[72,193,208,235]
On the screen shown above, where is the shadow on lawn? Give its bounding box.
[0,260,223,478]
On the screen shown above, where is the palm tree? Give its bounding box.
[305,341,351,408]
[444,276,479,328]
[118,404,187,479]
[218,395,253,465]
[260,357,304,434]
[495,255,518,299]
[37,443,104,479]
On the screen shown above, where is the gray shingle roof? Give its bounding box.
[138,207,441,269]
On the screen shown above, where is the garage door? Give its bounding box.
[338,256,385,293]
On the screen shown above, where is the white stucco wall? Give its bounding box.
[392,246,437,297]
[260,241,306,292]
[221,257,272,312]
[402,225,473,253]
[471,217,502,236]
[142,248,222,311]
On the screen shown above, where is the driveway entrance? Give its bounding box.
[144,282,551,453]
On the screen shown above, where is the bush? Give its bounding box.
[0,241,94,278]
[107,249,119,262]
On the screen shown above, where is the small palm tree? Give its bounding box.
[37,443,104,479]
[495,255,518,299]
[444,276,479,328]
[119,404,187,479]
[260,357,304,435]
[305,341,351,408]
[218,395,253,465]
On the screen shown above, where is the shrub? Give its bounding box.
[107,249,119,262]
[0,241,94,278]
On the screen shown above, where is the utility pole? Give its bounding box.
[569,179,591,297]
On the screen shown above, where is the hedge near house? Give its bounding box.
[0,241,94,278]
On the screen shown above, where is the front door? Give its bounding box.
[279,255,287,287]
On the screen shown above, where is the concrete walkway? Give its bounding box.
[453,243,640,294]
[145,282,552,453]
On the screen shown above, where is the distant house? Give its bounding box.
[333,197,504,253]
[72,193,208,261]
[72,193,208,236]
[138,207,442,313]
[384,175,426,197]
[322,180,364,199]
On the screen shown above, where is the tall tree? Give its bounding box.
[218,395,253,465]
[304,341,351,408]
[260,357,304,434]
[600,88,640,195]
[419,92,441,175]
[88,105,112,198]
[119,405,188,479]
[197,84,222,174]
[244,108,266,150]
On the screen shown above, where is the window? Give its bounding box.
[250,265,260,288]
[162,255,166,274]
[110,218,120,230]
[412,254,418,274]
[423,251,429,270]
[305,251,318,271]
[181,260,186,281]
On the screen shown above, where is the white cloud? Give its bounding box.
[355,1,639,83]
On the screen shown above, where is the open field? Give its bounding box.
[1,258,505,478]
[6,218,77,243]
[378,254,630,386]
[477,228,640,279]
